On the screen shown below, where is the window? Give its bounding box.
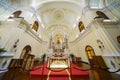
[85,45,96,66]
[78,21,85,32]
[32,21,39,32]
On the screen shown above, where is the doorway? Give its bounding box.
[85,45,96,67]
[20,45,31,59]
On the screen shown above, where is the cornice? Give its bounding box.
[0,18,47,44]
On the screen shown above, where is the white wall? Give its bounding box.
[104,24,120,49]
[69,30,103,62]
[0,20,49,59]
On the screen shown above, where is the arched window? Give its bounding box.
[32,21,39,32]
[85,45,96,66]
[94,11,109,19]
[78,21,85,32]
[8,10,22,19]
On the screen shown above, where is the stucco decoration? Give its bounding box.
[53,9,64,21]
[97,39,105,51]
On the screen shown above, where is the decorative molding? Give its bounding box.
[69,27,92,44]
[94,18,120,25]
[19,19,30,31]
[69,17,119,44]
[0,52,14,57]
[69,20,94,43]
[38,6,79,30]
[0,18,47,44]
[46,23,69,30]
[27,28,48,44]
[52,9,65,21]
[20,19,48,44]
[103,19,120,25]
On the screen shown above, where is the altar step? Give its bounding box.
[30,62,89,80]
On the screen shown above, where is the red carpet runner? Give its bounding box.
[30,62,89,80]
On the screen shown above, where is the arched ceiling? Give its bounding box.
[0,0,114,42]
[0,0,88,42]
[33,0,87,41]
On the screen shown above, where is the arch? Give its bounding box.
[78,21,85,32]
[32,21,39,32]
[8,10,22,19]
[85,45,96,66]
[117,36,120,44]
[94,11,109,19]
[19,45,36,70]
[20,45,31,59]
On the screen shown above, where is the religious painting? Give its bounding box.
[117,36,120,44]
[78,21,85,32]
[32,21,39,32]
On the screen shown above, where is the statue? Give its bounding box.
[55,40,62,51]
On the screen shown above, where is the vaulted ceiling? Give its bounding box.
[0,0,88,42]
[34,0,87,41]
[1,0,118,42]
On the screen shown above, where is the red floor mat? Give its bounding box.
[30,62,89,80]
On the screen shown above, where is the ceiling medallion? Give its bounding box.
[53,9,64,21]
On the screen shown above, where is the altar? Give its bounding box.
[47,53,70,69]
[47,34,70,69]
